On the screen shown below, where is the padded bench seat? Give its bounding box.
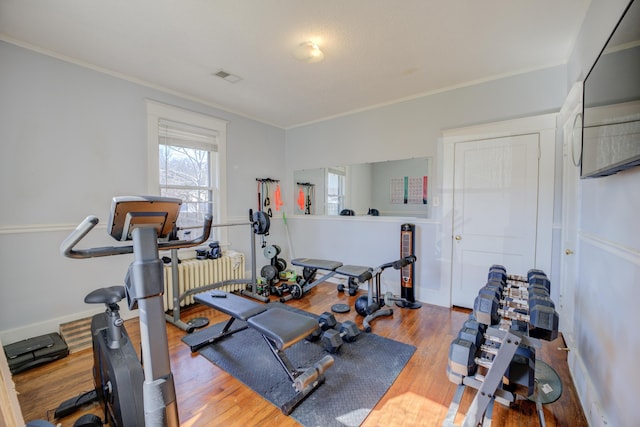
[248,308,318,351]
[190,290,334,415]
[335,265,372,279]
[195,291,267,321]
[290,258,343,271]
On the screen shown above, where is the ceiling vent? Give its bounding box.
[213,69,242,83]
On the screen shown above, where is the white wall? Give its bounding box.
[0,41,287,342]
[562,1,640,426]
[285,66,567,306]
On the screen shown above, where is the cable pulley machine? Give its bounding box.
[166,209,271,332]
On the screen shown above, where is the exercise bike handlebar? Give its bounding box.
[61,214,213,259]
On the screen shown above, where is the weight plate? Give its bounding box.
[264,245,278,259]
[290,283,303,299]
[186,317,210,330]
[253,211,271,235]
[331,303,350,313]
[275,258,287,272]
[302,267,316,282]
[260,264,278,281]
[384,291,393,307]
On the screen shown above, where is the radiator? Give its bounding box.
[163,252,246,310]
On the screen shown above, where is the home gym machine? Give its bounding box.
[354,255,418,332]
[354,223,421,331]
[58,196,212,426]
[165,209,271,333]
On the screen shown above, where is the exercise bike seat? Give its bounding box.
[84,285,126,305]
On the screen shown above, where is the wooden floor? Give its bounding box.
[14,283,588,426]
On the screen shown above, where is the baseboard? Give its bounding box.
[419,287,449,308]
[568,347,610,427]
[0,305,138,345]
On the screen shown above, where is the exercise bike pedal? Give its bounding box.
[54,389,98,419]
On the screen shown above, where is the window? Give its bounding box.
[147,101,227,240]
[326,167,346,215]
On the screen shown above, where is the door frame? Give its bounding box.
[557,82,582,345]
[439,114,557,307]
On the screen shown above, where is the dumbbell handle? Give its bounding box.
[293,355,334,391]
[498,307,530,322]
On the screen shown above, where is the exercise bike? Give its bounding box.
[58,196,212,426]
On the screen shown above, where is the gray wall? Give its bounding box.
[564,1,640,426]
[285,65,567,305]
[0,41,287,340]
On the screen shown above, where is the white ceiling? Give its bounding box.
[0,0,591,129]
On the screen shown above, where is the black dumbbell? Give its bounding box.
[319,312,337,330]
[488,265,507,284]
[528,283,550,298]
[321,320,360,353]
[458,326,483,349]
[527,269,551,293]
[447,337,478,378]
[464,317,487,334]
[501,294,559,341]
[480,283,502,300]
[306,312,338,341]
[504,344,536,395]
[473,288,500,325]
[528,302,559,341]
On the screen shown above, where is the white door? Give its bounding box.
[451,134,540,307]
[558,83,582,345]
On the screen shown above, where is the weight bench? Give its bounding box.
[283,258,373,302]
[190,291,334,415]
[279,258,344,301]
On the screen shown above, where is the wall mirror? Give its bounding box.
[293,157,432,218]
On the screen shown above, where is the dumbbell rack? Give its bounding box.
[444,328,541,427]
[444,266,559,426]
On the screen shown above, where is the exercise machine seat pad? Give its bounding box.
[248,308,318,351]
[335,265,372,278]
[194,291,267,321]
[291,258,343,271]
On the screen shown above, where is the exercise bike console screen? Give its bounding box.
[107,196,182,241]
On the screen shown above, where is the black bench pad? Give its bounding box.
[335,265,372,278]
[291,258,343,271]
[194,291,267,321]
[248,308,318,351]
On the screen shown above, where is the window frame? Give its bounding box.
[146,100,228,243]
[326,166,346,215]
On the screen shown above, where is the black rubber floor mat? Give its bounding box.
[183,302,416,427]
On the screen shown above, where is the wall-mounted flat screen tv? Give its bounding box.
[582,0,640,178]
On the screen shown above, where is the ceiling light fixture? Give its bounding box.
[293,41,324,63]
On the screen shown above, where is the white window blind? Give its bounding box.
[158,119,219,229]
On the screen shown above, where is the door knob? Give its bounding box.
[565,249,574,255]
[455,235,462,241]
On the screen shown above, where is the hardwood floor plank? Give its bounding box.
[13,283,587,426]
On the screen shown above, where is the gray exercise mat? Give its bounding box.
[183,302,416,427]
